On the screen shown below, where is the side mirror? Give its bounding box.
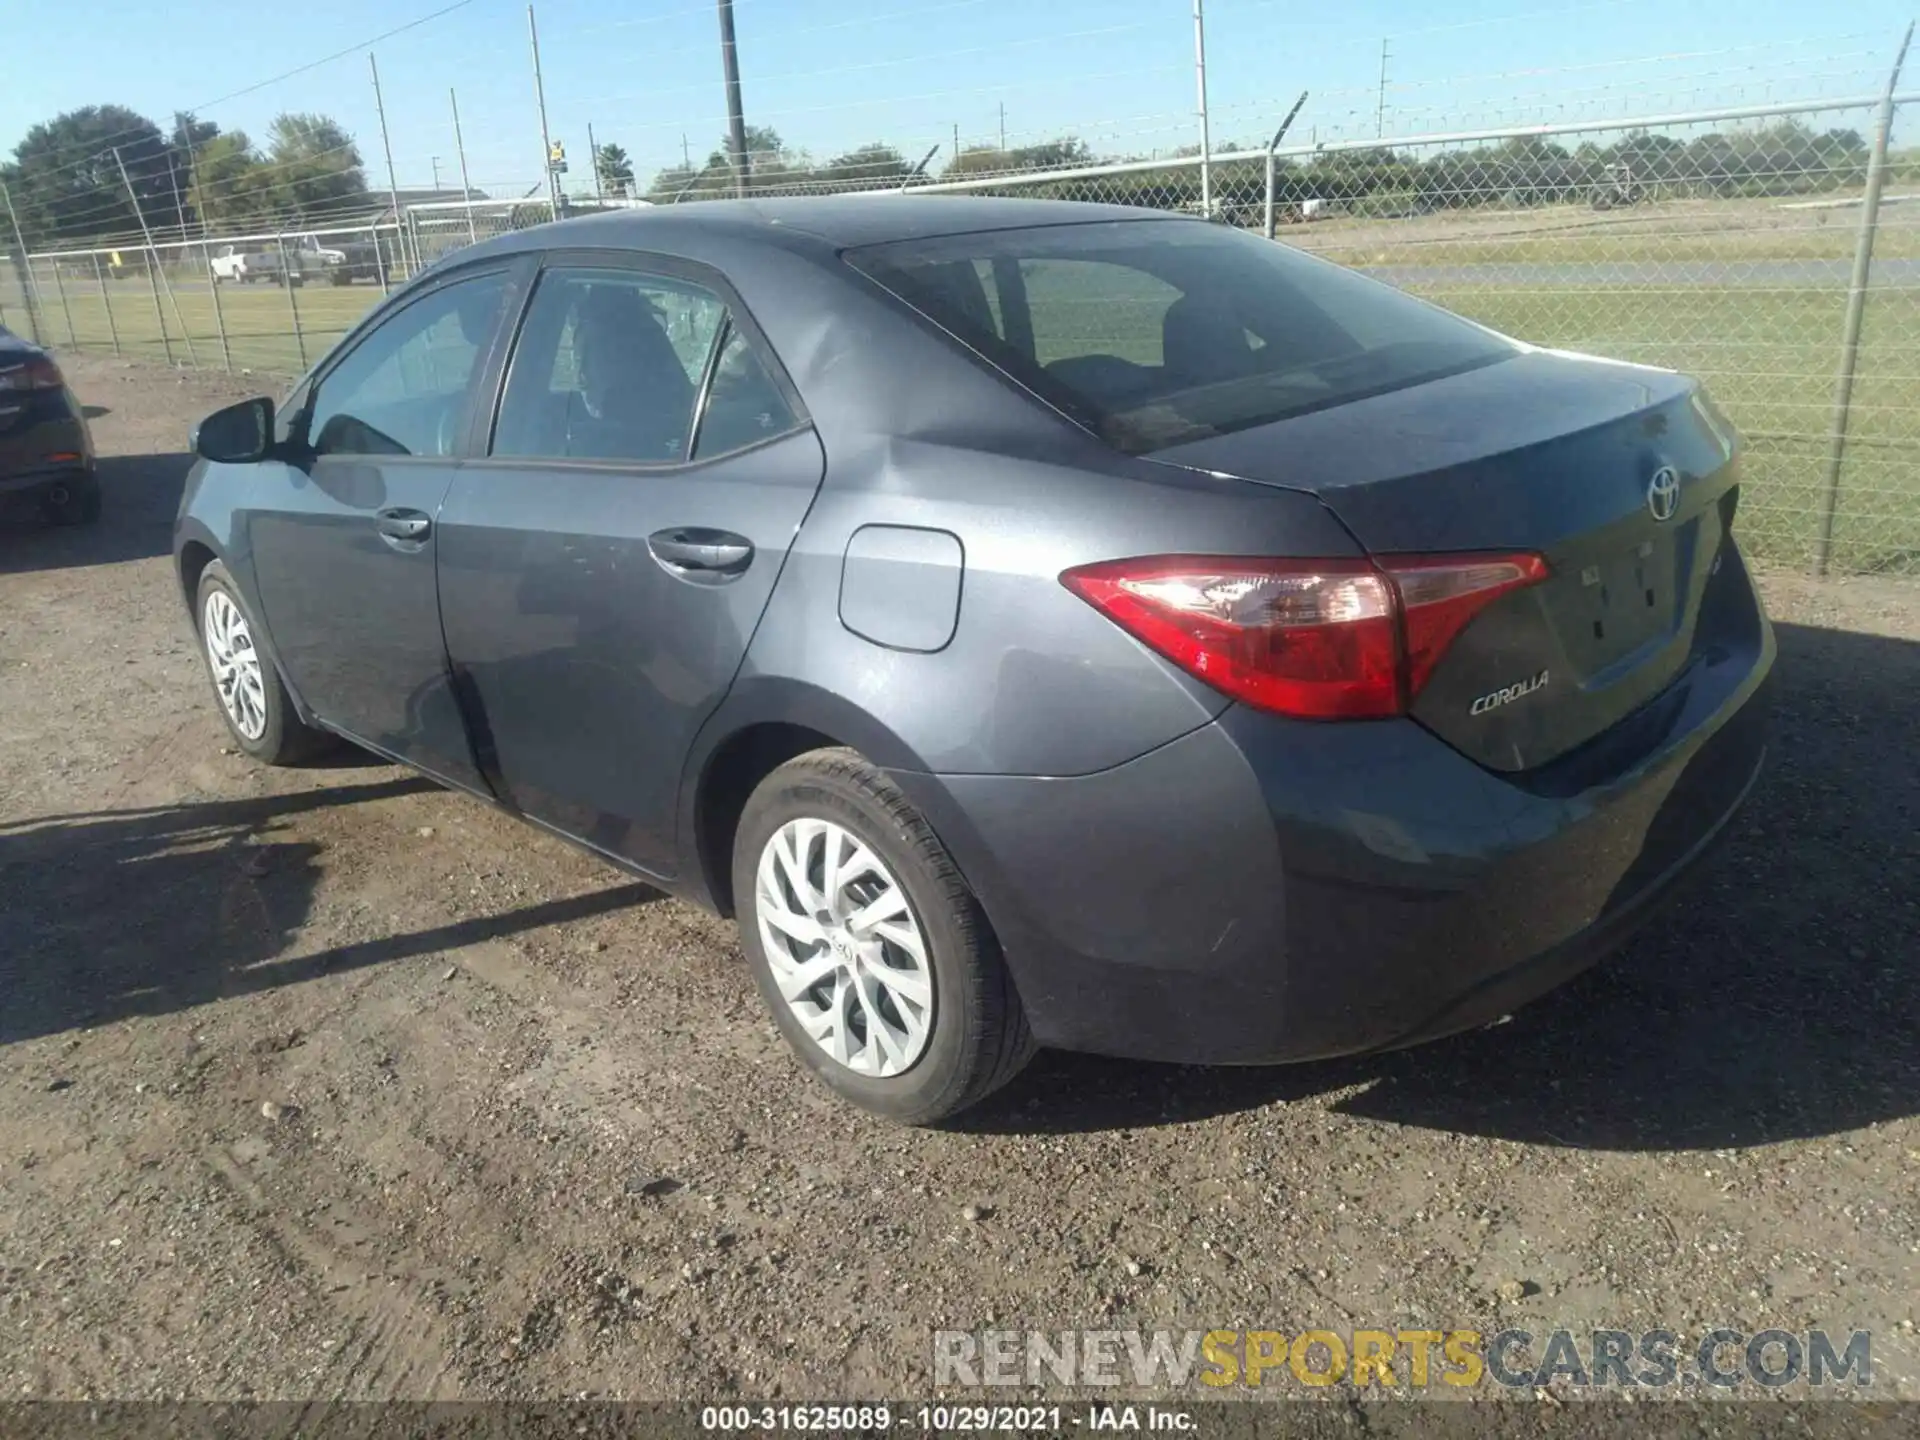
[193,397,275,464]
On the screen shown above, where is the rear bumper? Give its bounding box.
[895,599,1774,1067]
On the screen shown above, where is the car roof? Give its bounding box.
[496,194,1187,255]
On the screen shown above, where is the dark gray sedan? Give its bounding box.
[1,326,98,524]
[175,198,1773,1123]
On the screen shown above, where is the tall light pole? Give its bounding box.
[716,0,751,197]
[529,4,558,213]
[1377,38,1391,139]
[1192,0,1213,218]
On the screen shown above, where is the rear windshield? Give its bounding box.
[847,219,1516,455]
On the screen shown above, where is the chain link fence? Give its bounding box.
[2,221,408,377]
[4,96,1915,575]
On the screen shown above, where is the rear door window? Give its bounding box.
[492,264,799,466]
[848,220,1515,454]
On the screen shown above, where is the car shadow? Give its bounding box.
[0,774,662,1046]
[957,618,1920,1151]
[0,450,194,573]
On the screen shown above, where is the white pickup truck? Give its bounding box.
[208,244,304,286]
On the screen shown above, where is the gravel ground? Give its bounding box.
[2,355,1918,1409]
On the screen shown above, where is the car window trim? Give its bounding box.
[295,255,533,462]
[471,247,809,473]
[683,315,733,463]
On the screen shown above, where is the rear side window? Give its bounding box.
[848,220,1515,454]
[692,326,797,461]
[492,266,794,465]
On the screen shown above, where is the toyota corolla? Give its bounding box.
[174,197,1773,1122]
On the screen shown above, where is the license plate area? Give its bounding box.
[1571,529,1682,668]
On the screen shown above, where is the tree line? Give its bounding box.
[2,104,373,248]
[629,120,1873,213]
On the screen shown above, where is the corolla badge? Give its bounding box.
[1647,465,1681,522]
[1471,669,1550,716]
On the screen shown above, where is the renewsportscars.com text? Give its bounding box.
[933,1327,1873,1391]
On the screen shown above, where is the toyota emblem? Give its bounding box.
[1646,466,1681,522]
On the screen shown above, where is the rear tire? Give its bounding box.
[732,748,1035,1124]
[194,561,331,766]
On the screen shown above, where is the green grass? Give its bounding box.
[3,275,388,377]
[1410,283,1920,573]
[1313,218,1920,268]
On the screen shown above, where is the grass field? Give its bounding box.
[6,218,1917,574]
[1401,282,1920,574]
[0,275,386,377]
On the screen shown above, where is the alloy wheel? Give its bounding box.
[755,817,933,1078]
[202,589,268,741]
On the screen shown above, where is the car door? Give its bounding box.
[245,260,523,793]
[435,253,825,877]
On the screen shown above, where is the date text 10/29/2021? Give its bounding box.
[699,1406,1187,1433]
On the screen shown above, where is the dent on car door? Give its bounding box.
[436,257,824,877]
[246,265,519,791]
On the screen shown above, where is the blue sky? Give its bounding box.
[3,0,1912,201]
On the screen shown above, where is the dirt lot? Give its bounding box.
[2,355,1918,1406]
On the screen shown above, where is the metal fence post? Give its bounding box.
[371,226,391,297]
[49,260,77,348]
[452,89,479,247]
[0,180,44,345]
[144,257,174,366]
[1813,23,1912,577]
[92,254,120,357]
[112,148,198,366]
[1264,92,1309,240]
[205,239,233,372]
[371,54,410,276]
[277,236,309,372]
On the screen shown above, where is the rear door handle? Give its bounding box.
[376,508,431,544]
[648,528,754,580]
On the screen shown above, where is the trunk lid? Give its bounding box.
[1146,348,1743,772]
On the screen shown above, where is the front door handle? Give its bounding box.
[376,508,431,544]
[648,528,753,580]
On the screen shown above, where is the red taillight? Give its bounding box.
[1381,552,1551,699]
[1062,551,1548,720]
[0,356,64,392]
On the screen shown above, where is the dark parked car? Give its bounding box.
[175,198,1773,1122]
[1,326,98,525]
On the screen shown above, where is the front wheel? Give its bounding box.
[732,748,1034,1124]
[195,561,331,765]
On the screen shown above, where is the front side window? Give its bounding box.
[307,269,510,458]
[493,268,729,463]
[848,220,1516,455]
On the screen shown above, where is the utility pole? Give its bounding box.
[529,4,559,213]
[588,122,605,204]
[170,118,193,240]
[451,89,478,247]
[998,102,1006,151]
[430,156,443,190]
[370,54,408,269]
[1377,38,1391,139]
[716,0,750,197]
[953,122,962,161]
[1192,0,1213,217]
